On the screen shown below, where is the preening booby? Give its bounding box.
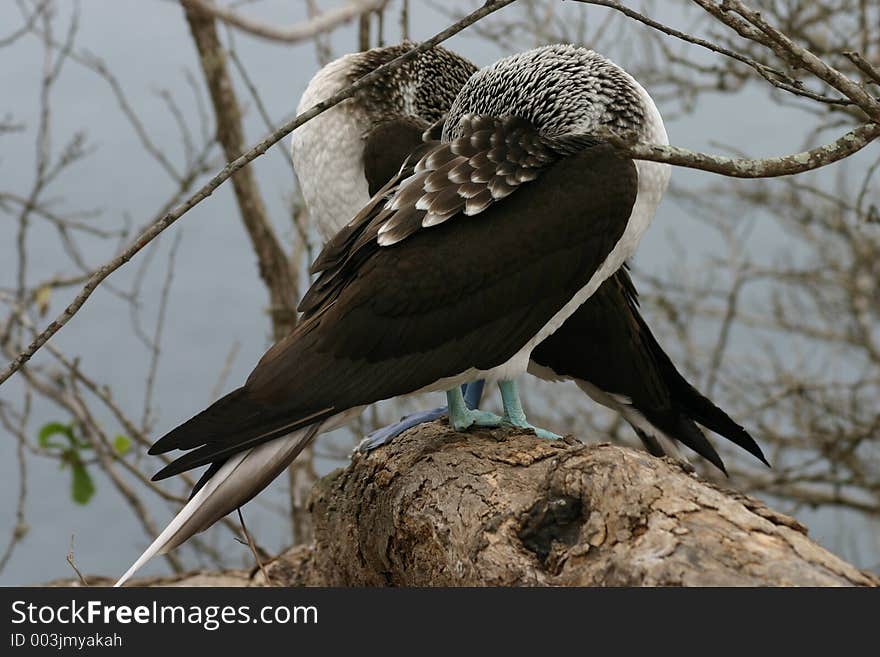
[293,42,767,470]
[116,43,765,586]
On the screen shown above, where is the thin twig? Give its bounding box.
[844,50,880,85]
[692,0,880,119]
[0,396,30,573]
[573,0,854,106]
[180,0,385,44]
[237,508,270,585]
[66,535,88,586]
[211,340,241,400]
[141,231,183,433]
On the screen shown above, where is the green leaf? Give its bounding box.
[70,461,95,505]
[113,435,132,455]
[38,422,73,449]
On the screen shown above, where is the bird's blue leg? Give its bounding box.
[463,380,485,410]
[446,385,502,431]
[498,379,562,440]
[357,381,487,452]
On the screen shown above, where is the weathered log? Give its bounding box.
[63,422,878,587]
[282,422,877,586]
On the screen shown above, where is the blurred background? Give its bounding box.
[0,0,878,585]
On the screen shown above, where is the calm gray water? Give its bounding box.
[0,1,876,585]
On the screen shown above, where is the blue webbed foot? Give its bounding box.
[447,386,502,431]
[358,381,486,453]
[505,421,562,440]
[357,406,447,453]
[498,380,562,440]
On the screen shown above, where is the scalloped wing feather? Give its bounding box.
[299,114,594,316]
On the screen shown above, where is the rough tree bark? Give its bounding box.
[72,422,878,587]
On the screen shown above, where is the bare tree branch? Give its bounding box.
[844,50,880,86]
[691,0,880,118]
[0,396,30,573]
[573,0,857,106]
[0,0,50,48]
[179,0,386,44]
[600,120,880,177]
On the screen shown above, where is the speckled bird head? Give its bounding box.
[443,45,656,143]
[346,41,478,130]
[292,42,478,241]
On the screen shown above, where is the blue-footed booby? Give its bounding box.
[293,42,767,470]
[116,43,765,586]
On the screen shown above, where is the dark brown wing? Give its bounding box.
[532,268,672,418]
[530,266,766,470]
[362,116,429,195]
[300,114,595,317]
[151,117,638,479]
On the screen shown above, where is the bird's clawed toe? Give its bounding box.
[449,407,503,432]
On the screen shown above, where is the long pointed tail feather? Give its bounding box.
[669,379,768,467]
[115,423,321,587]
[636,322,769,467]
[636,409,727,474]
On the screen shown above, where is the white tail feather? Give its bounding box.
[115,423,322,587]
